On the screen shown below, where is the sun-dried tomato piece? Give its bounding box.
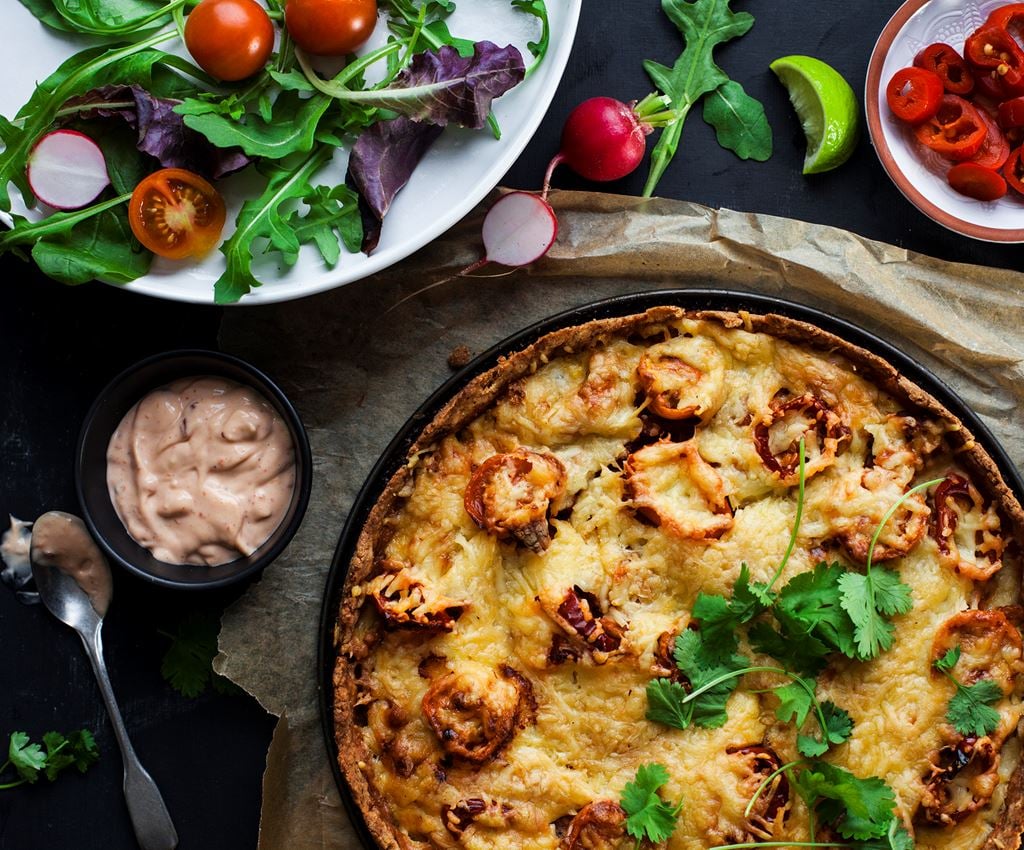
[442,797,514,837]
[652,629,688,684]
[932,609,1024,695]
[559,586,624,654]
[930,473,1005,581]
[866,414,944,485]
[725,745,791,841]
[918,734,1001,826]
[636,334,728,421]
[422,663,535,764]
[547,633,583,666]
[827,468,929,563]
[560,800,629,850]
[367,560,468,632]
[624,439,734,539]
[464,449,567,552]
[753,392,850,484]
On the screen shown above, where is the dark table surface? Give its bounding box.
[2,2,1022,849]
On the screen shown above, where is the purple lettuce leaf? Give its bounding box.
[345,41,525,252]
[60,85,249,179]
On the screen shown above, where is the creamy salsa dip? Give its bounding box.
[31,511,112,617]
[106,376,295,566]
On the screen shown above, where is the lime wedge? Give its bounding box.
[770,55,860,175]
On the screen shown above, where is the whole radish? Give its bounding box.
[543,94,674,191]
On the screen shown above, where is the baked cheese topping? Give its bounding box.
[338,315,1023,850]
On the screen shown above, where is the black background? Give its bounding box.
[2,2,1022,849]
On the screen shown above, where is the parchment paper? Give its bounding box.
[214,190,1024,850]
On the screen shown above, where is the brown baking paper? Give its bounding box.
[213,190,1024,850]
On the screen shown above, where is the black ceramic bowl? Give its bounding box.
[76,350,312,590]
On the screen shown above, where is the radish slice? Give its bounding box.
[480,192,558,267]
[27,130,111,210]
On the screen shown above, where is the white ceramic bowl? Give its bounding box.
[866,0,1024,241]
[3,1,582,303]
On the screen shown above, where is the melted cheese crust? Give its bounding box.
[345,318,1023,850]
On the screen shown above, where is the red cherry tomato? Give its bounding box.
[913,43,975,95]
[285,0,377,56]
[1004,145,1024,194]
[128,169,227,260]
[184,0,275,82]
[887,67,945,123]
[969,109,1011,169]
[913,94,989,159]
[947,162,1007,200]
[964,24,1024,97]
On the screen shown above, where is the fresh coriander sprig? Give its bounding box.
[765,437,807,595]
[934,646,1003,736]
[620,763,683,848]
[0,730,99,789]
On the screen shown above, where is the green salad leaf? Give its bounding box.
[702,79,772,161]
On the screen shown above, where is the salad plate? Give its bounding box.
[866,0,1024,242]
[3,1,581,304]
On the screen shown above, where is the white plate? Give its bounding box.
[3,1,581,303]
[866,0,1024,242]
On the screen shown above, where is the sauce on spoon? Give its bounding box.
[31,511,112,617]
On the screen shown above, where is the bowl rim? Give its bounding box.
[865,0,1024,242]
[75,348,313,590]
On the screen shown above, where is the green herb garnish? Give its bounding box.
[934,646,1002,737]
[620,763,683,847]
[0,730,99,789]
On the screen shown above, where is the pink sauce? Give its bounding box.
[31,512,112,617]
[106,376,295,566]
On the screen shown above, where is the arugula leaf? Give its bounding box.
[48,0,184,36]
[620,763,683,845]
[510,0,550,75]
[16,0,75,31]
[8,732,46,783]
[702,80,772,161]
[642,0,755,196]
[282,184,363,268]
[794,761,897,841]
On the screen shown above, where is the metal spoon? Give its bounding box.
[30,511,178,850]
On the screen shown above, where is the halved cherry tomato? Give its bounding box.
[914,43,975,95]
[965,24,1024,96]
[887,67,944,123]
[128,169,227,260]
[970,109,1011,169]
[947,162,1007,200]
[184,0,275,82]
[1004,145,1024,193]
[285,0,377,56]
[913,94,988,159]
[998,94,1024,127]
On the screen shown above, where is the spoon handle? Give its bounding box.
[80,623,179,850]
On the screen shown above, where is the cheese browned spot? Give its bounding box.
[753,392,850,484]
[334,310,1024,850]
[637,333,728,422]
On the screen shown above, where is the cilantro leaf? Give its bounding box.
[838,571,898,660]
[797,701,854,758]
[692,564,770,653]
[935,646,961,673]
[8,732,46,783]
[645,679,692,729]
[947,680,1002,737]
[672,630,748,728]
[620,763,683,845]
[160,608,236,698]
[773,679,815,727]
[749,620,829,676]
[775,561,857,660]
[794,761,897,841]
[42,730,99,781]
[869,568,914,617]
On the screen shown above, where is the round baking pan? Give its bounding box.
[317,289,1024,848]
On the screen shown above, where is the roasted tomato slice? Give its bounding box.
[753,392,850,484]
[560,801,629,850]
[422,663,535,764]
[930,473,1005,580]
[624,439,733,539]
[636,333,728,421]
[914,95,989,159]
[965,25,1024,96]
[725,745,791,841]
[1005,145,1024,193]
[865,413,944,486]
[887,67,945,123]
[948,162,1008,200]
[914,43,975,95]
[464,449,567,552]
[442,797,514,837]
[969,110,1011,169]
[128,168,227,260]
[548,585,625,664]
[932,609,1023,696]
[366,559,468,631]
[918,734,1001,826]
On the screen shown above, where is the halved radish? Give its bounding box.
[26,130,111,210]
[479,192,558,268]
